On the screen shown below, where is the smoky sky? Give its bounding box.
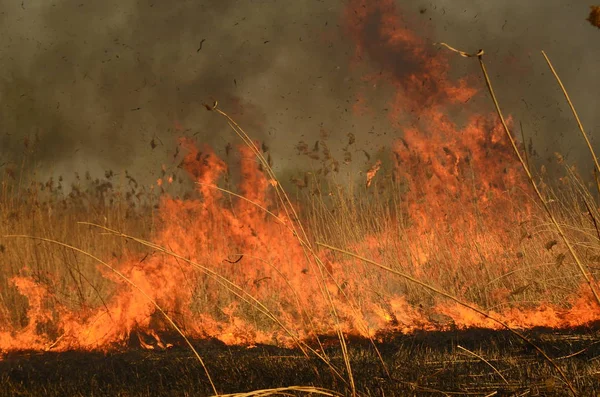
[419,0,599,169]
[0,0,598,185]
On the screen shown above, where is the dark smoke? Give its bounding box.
[0,0,597,185]
[415,0,600,172]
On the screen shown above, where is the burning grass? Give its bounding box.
[3,135,600,350]
[2,1,600,395]
[1,124,600,395]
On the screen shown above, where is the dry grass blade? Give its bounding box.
[2,234,219,396]
[316,242,575,395]
[195,182,306,244]
[582,199,600,242]
[541,50,600,197]
[456,345,509,385]
[437,42,484,58]
[205,101,306,242]
[212,386,343,397]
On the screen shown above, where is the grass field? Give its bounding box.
[2,101,600,395]
[2,2,600,395]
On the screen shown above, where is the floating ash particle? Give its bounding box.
[588,6,600,28]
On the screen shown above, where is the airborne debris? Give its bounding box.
[343,150,351,164]
[588,6,600,28]
[366,160,382,188]
[347,132,355,145]
[295,141,308,155]
[224,254,244,264]
[554,152,564,164]
[290,174,309,189]
[545,240,558,251]
[555,253,566,266]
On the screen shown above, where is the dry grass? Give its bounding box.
[2,133,600,338]
[1,154,598,397]
[0,170,159,332]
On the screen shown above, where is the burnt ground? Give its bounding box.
[2,325,600,396]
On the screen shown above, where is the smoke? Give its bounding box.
[415,0,600,171]
[0,0,350,182]
[0,0,597,184]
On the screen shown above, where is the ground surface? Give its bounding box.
[2,325,600,396]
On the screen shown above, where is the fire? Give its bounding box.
[365,160,381,188]
[1,0,600,356]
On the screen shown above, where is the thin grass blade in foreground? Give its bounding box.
[541,50,600,198]
[456,345,509,386]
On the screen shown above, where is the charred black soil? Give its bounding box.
[2,325,600,396]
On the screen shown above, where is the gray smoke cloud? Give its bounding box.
[417,0,599,171]
[0,0,597,186]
